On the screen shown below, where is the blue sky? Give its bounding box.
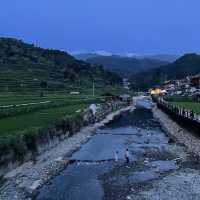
[1,0,200,54]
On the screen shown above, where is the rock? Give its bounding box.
[126,195,132,200]
[27,180,42,193]
[131,188,135,192]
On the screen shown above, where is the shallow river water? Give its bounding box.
[36,101,183,200]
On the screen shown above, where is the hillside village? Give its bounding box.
[151,73,200,102]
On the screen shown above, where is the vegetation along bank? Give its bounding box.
[0,101,132,200]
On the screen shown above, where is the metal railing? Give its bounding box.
[156,97,200,124]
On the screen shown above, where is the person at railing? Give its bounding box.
[188,110,190,118]
[190,110,194,120]
[183,109,186,117]
[179,108,182,115]
[194,112,197,121]
[181,108,184,116]
[189,110,191,118]
[194,112,199,122]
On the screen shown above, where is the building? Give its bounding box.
[191,74,200,88]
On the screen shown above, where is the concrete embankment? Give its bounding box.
[0,103,134,200]
[153,105,200,156]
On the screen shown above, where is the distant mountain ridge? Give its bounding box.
[0,38,122,91]
[73,52,179,63]
[86,55,169,77]
[73,53,101,61]
[132,54,180,62]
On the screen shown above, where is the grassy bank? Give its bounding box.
[172,102,200,114]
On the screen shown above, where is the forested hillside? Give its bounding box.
[0,38,122,91]
[87,55,168,77]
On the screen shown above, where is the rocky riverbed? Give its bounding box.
[0,105,133,200]
[2,100,200,200]
[35,100,200,200]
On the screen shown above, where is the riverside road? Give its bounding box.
[36,100,200,200]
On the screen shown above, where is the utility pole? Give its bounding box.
[92,80,95,97]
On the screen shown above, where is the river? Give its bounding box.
[36,100,186,200]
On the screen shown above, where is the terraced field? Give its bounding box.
[0,85,128,150]
[0,92,100,142]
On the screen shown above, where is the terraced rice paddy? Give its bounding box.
[0,92,99,142]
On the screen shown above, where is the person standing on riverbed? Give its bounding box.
[125,149,130,163]
[114,151,119,162]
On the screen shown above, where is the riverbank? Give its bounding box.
[125,105,200,200]
[35,101,200,200]
[152,105,200,157]
[0,105,134,200]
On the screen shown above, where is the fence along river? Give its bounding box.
[156,97,200,131]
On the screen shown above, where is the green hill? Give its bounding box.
[130,53,200,90]
[86,55,168,77]
[0,38,122,91]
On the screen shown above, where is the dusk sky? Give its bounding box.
[1,0,200,54]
